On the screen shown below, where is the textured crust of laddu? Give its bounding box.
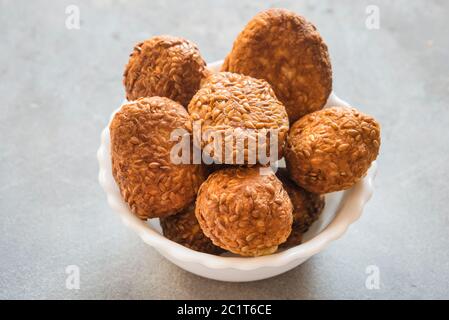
[222,8,332,123]
[195,166,293,257]
[188,72,289,163]
[285,106,381,194]
[123,35,209,107]
[110,97,207,219]
[277,169,325,248]
[160,203,224,255]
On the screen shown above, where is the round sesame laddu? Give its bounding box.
[123,35,209,106]
[188,72,289,165]
[160,203,224,255]
[195,166,293,257]
[285,106,380,194]
[277,169,325,248]
[110,97,207,219]
[222,8,332,123]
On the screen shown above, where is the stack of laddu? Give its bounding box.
[110,8,381,257]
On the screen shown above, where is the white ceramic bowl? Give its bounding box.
[97,61,377,282]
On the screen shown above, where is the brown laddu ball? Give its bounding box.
[222,8,332,123]
[110,97,207,219]
[188,72,289,165]
[285,106,380,194]
[124,35,209,107]
[195,166,293,257]
[160,203,224,255]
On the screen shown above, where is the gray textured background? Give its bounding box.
[1,0,448,299]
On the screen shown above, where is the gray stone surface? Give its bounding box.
[1,0,448,299]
